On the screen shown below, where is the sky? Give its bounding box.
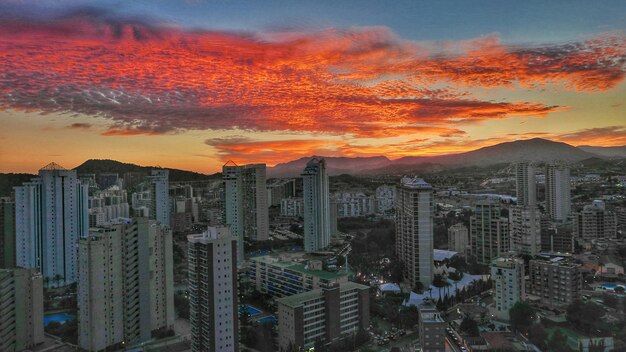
[0,0,625,174]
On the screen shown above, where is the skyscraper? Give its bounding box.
[491,256,525,321]
[148,169,170,226]
[396,176,433,289]
[14,163,89,286]
[0,267,44,352]
[515,162,536,206]
[77,218,175,351]
[510,205,541,256]
[223,162,269,264]
[302,158,331,252]
[545,163,571,222]
[188,227,238,352]
[470,202,509,265]
[1,197,16,268]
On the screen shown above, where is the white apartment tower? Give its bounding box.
[545,164,571,222]
[510,205,541,256]
[448,223,469,256]
[149,170,170,226]
[78,218,175,351]
[0,268,44,352]
[302,158,331,252]
[491,257,525,321]
[188,227,239,352]
[223,162,269,264]
[515,162,536,206]
[396,176,434,288]
[14,162,89,286]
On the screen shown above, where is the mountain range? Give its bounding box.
[268,138,626,177]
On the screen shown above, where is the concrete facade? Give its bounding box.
[491,257,525,321]
[470,202,509,265]
[302,158,331,252]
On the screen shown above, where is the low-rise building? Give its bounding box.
[248,255,350,298]
[418,301,446,352]
[528,257,582,307]
[277,282,369,351]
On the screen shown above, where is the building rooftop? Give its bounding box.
[250,255,351,280]
[400,176,431,189]
[40,162,67,171]
[277,282,368,308]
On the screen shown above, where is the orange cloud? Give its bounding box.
[1,13,623,140]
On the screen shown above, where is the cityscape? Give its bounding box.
[1,1,626,352]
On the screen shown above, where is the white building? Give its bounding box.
[396,176,434,289]
[545,164,571,222]
[470,202,510,265]
[14,162,89,286]
[267,178,296,207]
[491,257,525,321]
[573,200,618,241]
[89,185,130,227]
[78,218,175,351]
[277,282,370,351]
[333,191,376,217]
[302,158,331,252]
[188,227,238,352]
[149,170,170,226]
[0,268,44,352]
[510,205,542,256]
[280,197,304,217]
[515,162,536,206]
[448,223,469,256]
[375,185,396,213]
[223,162,269,264]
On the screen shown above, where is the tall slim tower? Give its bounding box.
[302,158,331,252]
[470,202,509,265]
[396,176,433,289]
[515,162,536,206]
[188,227,238,352]
[14,163,88,286]
[545,164,571,222]
[510,205,542,256]
[149,170,170,226]
[1,197,16,268]
[223,162,269,264]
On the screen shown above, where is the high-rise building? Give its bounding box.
[448,223,469,256]
[149,170,170,226]
[528,258,582,307]
[224,162,269,264]
[515,162,536,206]
[280,197,304,217]
[470,202,509,265]
[77,218,175,351]
[88,185,130,227]
[510,205,541,256]
[1,197,16,268]
[267,178,296,207]
[0,268,44,352]
[277,282,370,351]
[14,163,89,286]
[396,176,434,288]
[375,185,396,213]
[573,200,618,241]
[491,257,525,321]
[248,255,350,298]
[302,158,331,252]
[545,164,571,222]
[418,301,446,352]
[188,227,238,352]
[540,220,574,253]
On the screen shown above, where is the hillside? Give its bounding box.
[0,173,37,197]
[75,159,218,182]
[268,156,391,177]
[577,145,626,158]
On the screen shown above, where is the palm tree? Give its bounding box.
[52,274,64,288]
[43,277,50,289]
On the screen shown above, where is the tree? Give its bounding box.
[529,323,548,350]
[615,286,625,294]
[52,274,64,288]
[44,277,50,289]
[602,293,618,308]
[567,300,604,334]
[460,317,479,336]
[547,330,569,352]
[509,302,535,332]
[413,281,424,294]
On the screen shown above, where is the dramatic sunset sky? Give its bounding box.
[0,0,625,173]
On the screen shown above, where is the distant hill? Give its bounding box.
[74,159,218,182]
[269,138,601,176]
[268,156,391,177]
[577,145,626,158]
[0,173,36,197]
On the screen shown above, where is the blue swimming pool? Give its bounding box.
[600,283,625,291]
[44,312,76,327]
[240,305,263,317]
[256,316,277,325]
